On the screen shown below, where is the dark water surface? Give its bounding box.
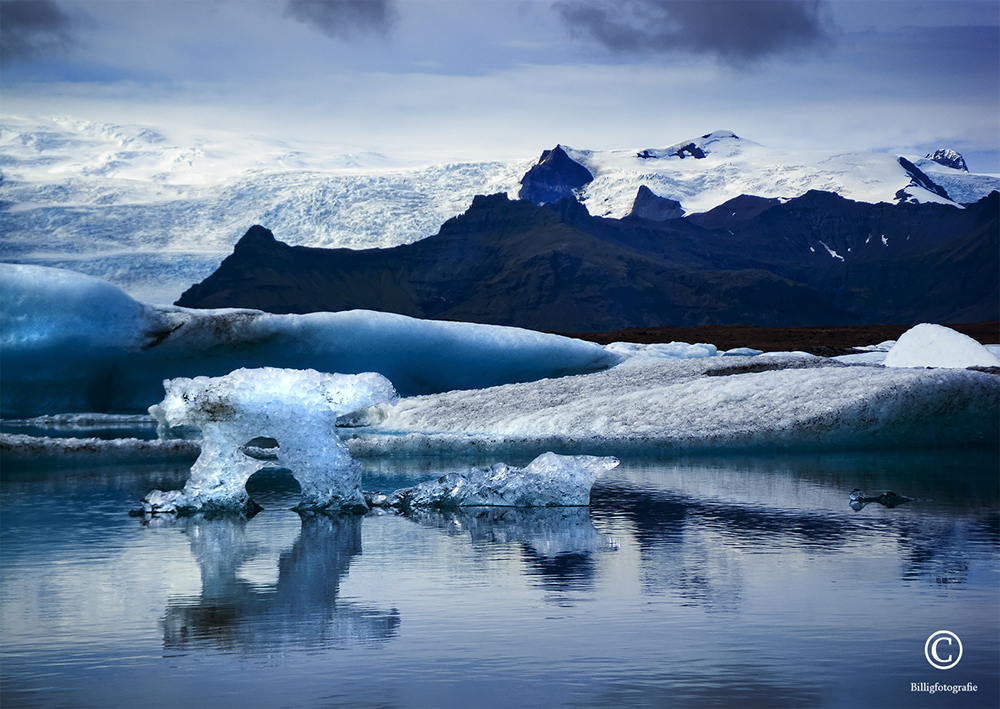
[2,449,998,708]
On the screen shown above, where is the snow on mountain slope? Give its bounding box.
[567,131,996,218]
[0,117,531,302]
[2,118,997,303]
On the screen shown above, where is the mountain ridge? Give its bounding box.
[175,189,999,332]
[4,116,999,304]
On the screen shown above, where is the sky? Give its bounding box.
[1,0,998,170]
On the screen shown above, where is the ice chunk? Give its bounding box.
[386,452,619,508]
[605,341,718,360]
[883,323,1000,369]
[344,356,999,456]
[848,488,913,511]
[833,351,888,365]
[142,367,397,513]
[0,432,199,466]
[1,264,620,417]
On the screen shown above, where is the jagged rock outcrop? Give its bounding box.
[667,141,706,159]
[926,148,969,172]
[176,191,999,332]
[896,156,951,203]
[517,145,593,205]
[627,186,684,221]
[636,131,740,161]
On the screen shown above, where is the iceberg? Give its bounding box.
[343,355,999,456]
[604,341,718,360]
[883,323,1000,369]
[385,452,619,509]
[0,264,620,417]
[142,367,398,514]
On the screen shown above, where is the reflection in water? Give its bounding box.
[1,450,997,708]
[404,506,617,591]
[156,511,399,652]
[590,450,1000,608]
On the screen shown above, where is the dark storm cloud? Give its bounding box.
[0,0,76,61]
[284,0,397,40]
[555,0,834,64]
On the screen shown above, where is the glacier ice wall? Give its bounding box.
[0,264,620,417]
[143,367,397,513]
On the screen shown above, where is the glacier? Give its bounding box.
[4,118,998,303]
[0,264,620,417]
[142,368,398,514]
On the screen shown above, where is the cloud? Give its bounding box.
[555,0,834,65]
[284,0,397,41]
[0,0,76,61]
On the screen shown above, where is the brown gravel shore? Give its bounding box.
[564,322,1000,354]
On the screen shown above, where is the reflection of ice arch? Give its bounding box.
[160,512,400,652]
[143,368,397,513]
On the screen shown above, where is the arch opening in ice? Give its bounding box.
[142,367,398,514]
[240,437,280,460]
[245,467,303,510]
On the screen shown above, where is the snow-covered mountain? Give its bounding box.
[1,117,997,303]
[567,131,998,215]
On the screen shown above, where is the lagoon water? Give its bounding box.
[2,449,997,708]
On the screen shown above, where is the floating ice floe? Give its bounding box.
[722,347,765,357]
[0,432,199,464]
[343,355,999,456]
[0,264,620,417]
[383,452,619,509]
[882,323,1000,369]
[142,367,398,514]
[604,341,718,360]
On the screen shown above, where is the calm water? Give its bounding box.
[2,449,998,708]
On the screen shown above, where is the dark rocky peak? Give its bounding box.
[670,142,706,159]
[789,189,856,209]
[542,194,594,223]
[435,193,563,239]
[896,157,951,203]
[469,192,515,211]
[234,224,279,250]
[925,148,968,172]
[628,185,684,221]
[517,145,594,205]
[686,194,781,229]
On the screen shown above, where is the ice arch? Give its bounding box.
[142,367,397,514]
